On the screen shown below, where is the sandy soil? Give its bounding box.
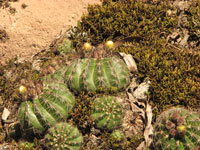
[0,0,102,65]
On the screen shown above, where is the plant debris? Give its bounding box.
[0,29,9,43]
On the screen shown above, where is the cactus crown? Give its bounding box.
[91,95,124,131]
[153,107,200,150]
[44,122,83,150]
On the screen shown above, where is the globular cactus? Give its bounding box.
[18,141,36,150]
[44,122,83,150]
[111,129,125,142]
[153,107,200,150]
[57,38,73,54]
[18,68,75,134]
[65,56,130,93]
[91,95,124,131]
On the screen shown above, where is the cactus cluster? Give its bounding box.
[44,122,83,150]
[65,56,130,93]
[18,68,75,134]
[91,95,124,131]
[17,46,130,149]
[153,107,200,150]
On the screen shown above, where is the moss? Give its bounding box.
[0,122,6,143]
[0,48,72,104]
[119,40,200,114]
[17,138,41,150]
[187,0,200,49]
[69,91,120,134]
[69,0,200,115]
[83,131,144,150]
[69,92,94,134]
[0,58,40,105]
[70,0,178,48]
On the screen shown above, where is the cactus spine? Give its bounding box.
[44,122,83,150]
[65,56,130,93]
[91,95,124,131]
[153,107,200,150]
[18,68,75,134]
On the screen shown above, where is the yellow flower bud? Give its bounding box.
[19,85,27,94]
[177,125,185,132]
[105,40,114,49]
[83,42,92,51]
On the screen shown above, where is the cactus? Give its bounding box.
[18,68,75,134]
[57,38,73,54]
[111,130,125,142]
[18,141,36,150]
[44,122,83,150]
[153,107,200,150]
[65,56,130,93]
[91,95,124,131]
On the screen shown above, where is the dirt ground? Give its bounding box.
[0,0,102,65]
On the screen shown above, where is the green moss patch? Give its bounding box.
[187,0,200,49]
[82,131,143,150]
[70,0,178,47]
[69,0,200,114]
[118,40,200,114]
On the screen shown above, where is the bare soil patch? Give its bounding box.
[0,0,101,64]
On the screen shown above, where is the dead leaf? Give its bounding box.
[119,52,138,72]
[2,108,10,121]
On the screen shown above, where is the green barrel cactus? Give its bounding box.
[65,56,130,93]
[153,107,200,150]
[91,95,124,131]
[18,68,75,134]
[44,122,83,150]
